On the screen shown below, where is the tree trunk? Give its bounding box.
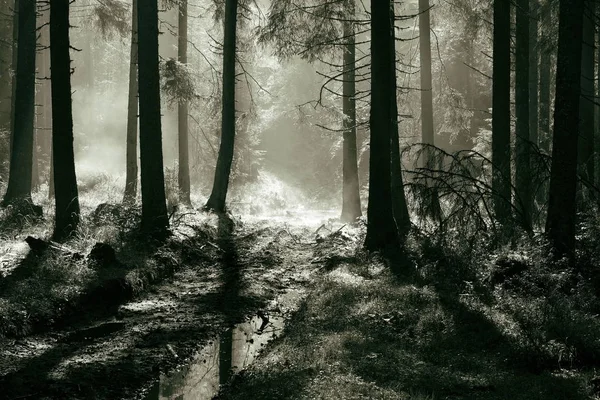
[578,0,594,188]
[365,0,399,252]
[340,0,361,223]
[205,0,238,213]
[529,1,539,149]
[123,0,138,204]
[595,7,600,192]
[2,0,36,208]
[545,0,584,257]
[138,0,169,233]
[390,7,410,236]
[50,0,80,240]
[9,0,19,160]
[419,0,434,158]
[178,0,191,206]
[492,0,512,225]
[538,2,551,153]
[515,0,531,231]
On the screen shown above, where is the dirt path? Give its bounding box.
[0,210,341,400]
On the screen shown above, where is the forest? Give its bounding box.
[0,0,599,398]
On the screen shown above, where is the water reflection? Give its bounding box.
[146,315,283,400]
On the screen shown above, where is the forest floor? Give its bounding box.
[1,189,600,399]
[0,195,344,399]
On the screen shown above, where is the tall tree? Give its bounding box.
[529,1,539,149]
[578,0,594,187]
[419,0,434,162]
[491,0,512,224]
[50,0,80,239]
[123,0,139,204]
[340,0,361,223]
[545,0,584,256]
[205,0,238,213]
[390,5,410,236]
[538,1,552,153]
[515,0,531,230]
[365,0,399,252]
[2,0,36,209]
[178,0,191,206]
[138,0,169,233]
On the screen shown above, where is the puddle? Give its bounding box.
[145,314,284,400]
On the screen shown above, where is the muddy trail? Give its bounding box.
[0,210,346,400]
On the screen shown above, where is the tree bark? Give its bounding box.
[578,0,594,187]
[529,1,539,148]
[205,0,238,213]
[178,0,191,206]
[515,0,531,230]
[390,7,410,236]
[538,2,551,153]
[340,0,361,223]
[545,0,584,257]
[419,0,434,158]
[50,0,80,239]
[123,0,138,204]
[492,0,512,225]
[9,0,19,160]
[2,0,36,208]
[365,0,399,252]
[138,0,169,233]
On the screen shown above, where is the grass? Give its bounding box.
[0,176,221,337]
[219,227,599,400]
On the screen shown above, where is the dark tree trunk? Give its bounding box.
[178,0,191,206]
[390,7,410,236]
[2,0,36,208]
[9,0,19,159]
[340,0,361,223]
[138,0,169,233]
[515,0,531,230]
[538,2,551,153]
[492,0,512,224]
[545,0,584,257]
[596,8,600,192]
[365,0,399,252]
[205,0,238,213]
[578,0,594,187]
[419,0,434,155]
[50,0,80,239]
[123,0,138,204]
[529,1,539,148]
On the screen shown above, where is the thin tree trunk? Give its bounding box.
[578,0,594,187]
[515,0,531,230]
[2,0,36,208]
[390,7,410,236]
[545,0,584,257]
[365,0,399,253]
[205,0,238,213]
[529,1,539,148]
[340,0,361,223]
[9,0,19,160]
[492,0,512,224]
[138,0,169,234]
[538,2,551,153]
[419,0,434,156]
[178,0,191,206]
[50,0,80,239]
[595,7,600,192]
[123,0,138,204]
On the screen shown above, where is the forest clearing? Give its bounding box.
[2,0,600,398]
